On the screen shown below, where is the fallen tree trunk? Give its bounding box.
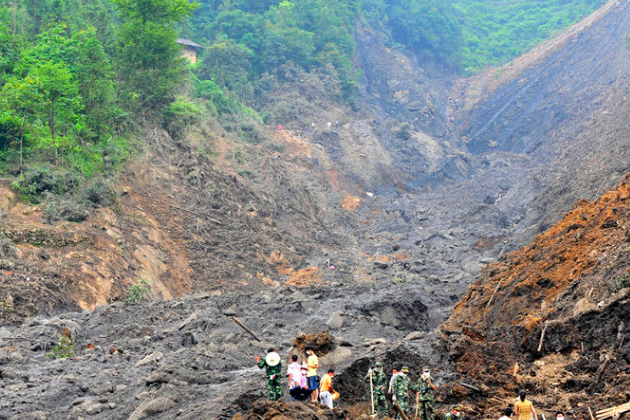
[393,400,410,420]
[231,316,262,342]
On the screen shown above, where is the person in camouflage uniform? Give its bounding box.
[255,348,283,401]
[411,366,438,420]
[392,366,411,420]
[444,405,464,420]
[365,362,388,418]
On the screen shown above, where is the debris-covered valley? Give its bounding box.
[1,1,630,419]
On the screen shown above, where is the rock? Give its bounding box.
[11,412,46,420]
[404,331,427,341]
[573,298,597,317]
[326,312,344,329]
[374,262,389,269]
[249,341,274,350]
[462,262,481,274]
[222,306,237,316]
[135,392,151,401]
[363,338,387,347]
[89,381,113,396]
[146,370,169,385]
[335,337,353,347]
[128,397,176,420]
[320,347,352,365]
[83,403,104,415]
[288,291,306,303]
[134,352,163,367]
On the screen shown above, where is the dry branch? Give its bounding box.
[231,316,262,342]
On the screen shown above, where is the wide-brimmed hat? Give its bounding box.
[265,352,281,367]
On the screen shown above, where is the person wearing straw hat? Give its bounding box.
[255,348,283,401]
[392,366,411,419]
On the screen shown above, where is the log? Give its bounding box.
[595,356,611,384]
[231,316,262,342]
[486,279,504,308]
[461,382,482,393]
[538,323,548,353]
[393,400,410,420]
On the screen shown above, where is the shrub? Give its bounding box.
[85,178,116,207]
[43,195,90,223]
[46,336,74,359]
[611,273,630,294]
[125,279,151,303]
[163,97,205,139]
[11,167,83,204]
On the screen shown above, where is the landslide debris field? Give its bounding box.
[1,2,630,420]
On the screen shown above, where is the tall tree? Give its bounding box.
[111,0,199,116]
[0,75,43,171]
[73,28,116,139]
[30,61,83,164]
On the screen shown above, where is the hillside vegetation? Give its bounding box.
[0,0,608,220]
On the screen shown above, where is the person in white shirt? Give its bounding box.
[287,355,302,392]
[499,407,514,420]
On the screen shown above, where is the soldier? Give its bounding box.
[412,366,438,420]
[255,348,283,401]
[392,366,411,419]
[365,361,388,418]
[444,404,463,420]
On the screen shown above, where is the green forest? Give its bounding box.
[0,0,607,220]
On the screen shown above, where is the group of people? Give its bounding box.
[365,362,458,420]
[255,349,549,420]
[256,347,338,409]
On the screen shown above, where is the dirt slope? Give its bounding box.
[442,174,630,418]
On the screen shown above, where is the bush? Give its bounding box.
[11,167,82,204]
[46,336,74,359]
[163,97,205,139]
[611,273,630,294]
[125,279,151,303]
[85,178,116,207]
[43,194,90,223]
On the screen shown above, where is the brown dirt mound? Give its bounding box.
[232,400,351,420]
[293,331,336,356]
